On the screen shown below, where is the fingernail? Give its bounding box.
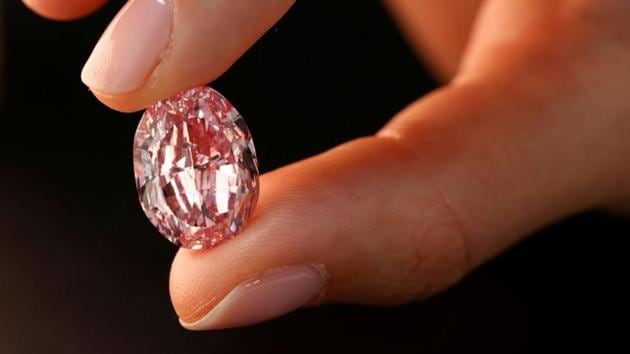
[180,265,325,331]
[81,0,172,94]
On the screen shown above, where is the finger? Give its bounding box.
[22,0,107,21]
[170,68,627,330]
[80,0,294,112]
[170,0,630,331]
[457,0,564,81]
[384,0,482,81]
[171,131,472,331]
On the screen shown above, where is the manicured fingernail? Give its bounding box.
[81,0,172,94]
[180,265,325,331]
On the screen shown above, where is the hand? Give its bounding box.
[24,0,630,330]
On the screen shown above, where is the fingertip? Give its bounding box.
[169,249,208,321]
[168,170,340,325]
[23,0,107,21]
[177,264,325,331]
[80,0,295,113]
[89,88,151,113]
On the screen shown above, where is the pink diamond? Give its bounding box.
[133,87,259,250]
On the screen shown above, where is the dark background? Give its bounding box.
[0,1,628,353]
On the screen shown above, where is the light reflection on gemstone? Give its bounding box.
[133,87,259,249]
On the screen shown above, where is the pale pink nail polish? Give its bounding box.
[180,265,325,331]
[81,0,172,94]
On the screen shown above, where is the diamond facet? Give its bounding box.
[133,87,259,249]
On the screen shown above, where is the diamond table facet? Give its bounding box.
[133,87,259,249]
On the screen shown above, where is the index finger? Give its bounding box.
[81,0,295,112]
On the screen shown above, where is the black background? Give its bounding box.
[0,1,628,353]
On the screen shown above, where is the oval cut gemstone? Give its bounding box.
[133,87,259,249]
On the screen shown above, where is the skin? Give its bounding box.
[23,0,630,324]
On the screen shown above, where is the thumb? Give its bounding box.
[170,75,626,330]
[80,0,294,112]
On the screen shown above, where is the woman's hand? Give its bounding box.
[23,0,630,330]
